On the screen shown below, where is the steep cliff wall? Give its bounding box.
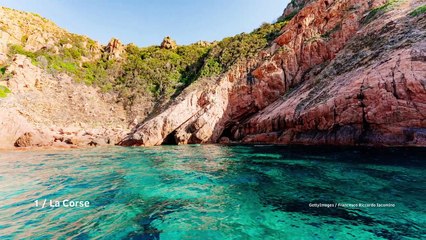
[121,0,426,147]
[0,7,129,149]
[0,7,207,149]
[0,54,129,149]
[1,1,424,149]
[237,0,426,146]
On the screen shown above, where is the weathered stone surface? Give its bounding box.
[0,109,34,149]
[6,54,42,92]
[219,137,231,144]
[281,0,310,20]
[14,132,35,147]
[119,56,284,146]
[14,131,52,147]
[195,41,213,47]
[105,38,125,60]
[238,42,426,146]
[236,0,426,146]
[2,1,424,149]
[0,6,103,58]
[0,53,129,149]
[121,0,425,147]
[160,36,177,50]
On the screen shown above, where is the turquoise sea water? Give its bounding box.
[0,145,425,239]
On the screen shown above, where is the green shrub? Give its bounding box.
[0,85,11,98]
[321,24,342,40]
[198,21,285,78]
[9,44,89,82]
[63,47,83,60]
[5,18,287,111]
[0,24,9,32]
[410,5,426,17]
[277,10,298,23]
[21,35,28,45]
[9,44,37,60]
[199,58,222,78]
[114,22,285,102]
[362,0,401,24]
[52,59,77,73]
[116,43,211,99]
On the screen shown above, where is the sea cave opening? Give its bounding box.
[162,131,178,145]
[220,125,236,141]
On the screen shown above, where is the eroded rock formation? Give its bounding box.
[105,38,125,60]
[281,0,310,19]
[236,0,426,146]
[160,36,177,50]
[121,0,426,147]
[0,6,103,58]
[0,54,129,149]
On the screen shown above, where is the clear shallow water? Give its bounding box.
[0,145,425,240]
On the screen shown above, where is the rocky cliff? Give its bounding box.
[0,6,218,149]
[0,7,129,149]
[121,0,426,147]
[1,1,425,149]
[0,53,129,149]
[238,0,426,146]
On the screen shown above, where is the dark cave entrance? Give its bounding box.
[162,131,178,145]
[221,125,236,141]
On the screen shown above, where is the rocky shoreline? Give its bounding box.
[121,0,426,147]
[1,1,425,150]
[0,55,130,150]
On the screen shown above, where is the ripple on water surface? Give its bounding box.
[0,145,425,239]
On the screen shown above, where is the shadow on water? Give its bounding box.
[230,144,426,166]
[224,145,426,239]
[265,198,423,239]
[127,200,187,240]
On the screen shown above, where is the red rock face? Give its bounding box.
[236,0,426,146]
[255,0,387,93]
[238,42,426,145]
[281,0,310,19]
[105,38,125,60]
[121,0,426,147]
[119,58,285,146]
